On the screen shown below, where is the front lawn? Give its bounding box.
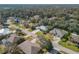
[28,28,33,32]
[36,31,53,41]
[15,23,26,29]
[0,45,6,53]
[44,33,53,41]
[59,40,79,52]
[36,31,44,36]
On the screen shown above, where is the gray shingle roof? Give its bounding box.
[18,40,41,54]
[70,33,79,43]
[50,28,67,38]
[7,34,17,43]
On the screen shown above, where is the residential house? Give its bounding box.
[33,15,40,20]
[70,33,79,44]
[50,28,68,38]
[7,34,19,43]
[17,40,41,54]
[48,17,57,20]
[0,34,18,47]
[7,17,20,24]
[36,25,48,32]
[1,39,11,47]
[7,17,15,24]
[0,28,11,36]
[22,21,29,28]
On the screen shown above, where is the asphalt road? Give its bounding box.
[52,36,79,54]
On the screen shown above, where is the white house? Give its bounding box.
[0,28,11,36]
[36,25,48,31]
[50,28,68,38]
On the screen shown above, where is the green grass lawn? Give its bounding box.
[36,31,53,41]
[44,33,53,41]
[28,28,33,32]
[59,40,79,52]
[15,23,26,29]
[36,31,44,36]
[0,45,6,53]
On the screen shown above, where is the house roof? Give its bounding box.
[18,40,41,54]
[70,33,79,43]
[50,28,67,37]
[34,15,40,20]
[7,34,17,43]
[36,25,47,31]
[0,28,11,35]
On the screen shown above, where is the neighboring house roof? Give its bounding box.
[0,28,11,36]
[50,28,68,38]
[2,39,7,45]
[1,39,11,47]
[22,21,29,27]
[70,33,79,43]
[7,17,20,24]
[34,15,40,20]
[18,40,41,54]
[7,34,18,43]
[36,25,47,31]
[48,17,57,20]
